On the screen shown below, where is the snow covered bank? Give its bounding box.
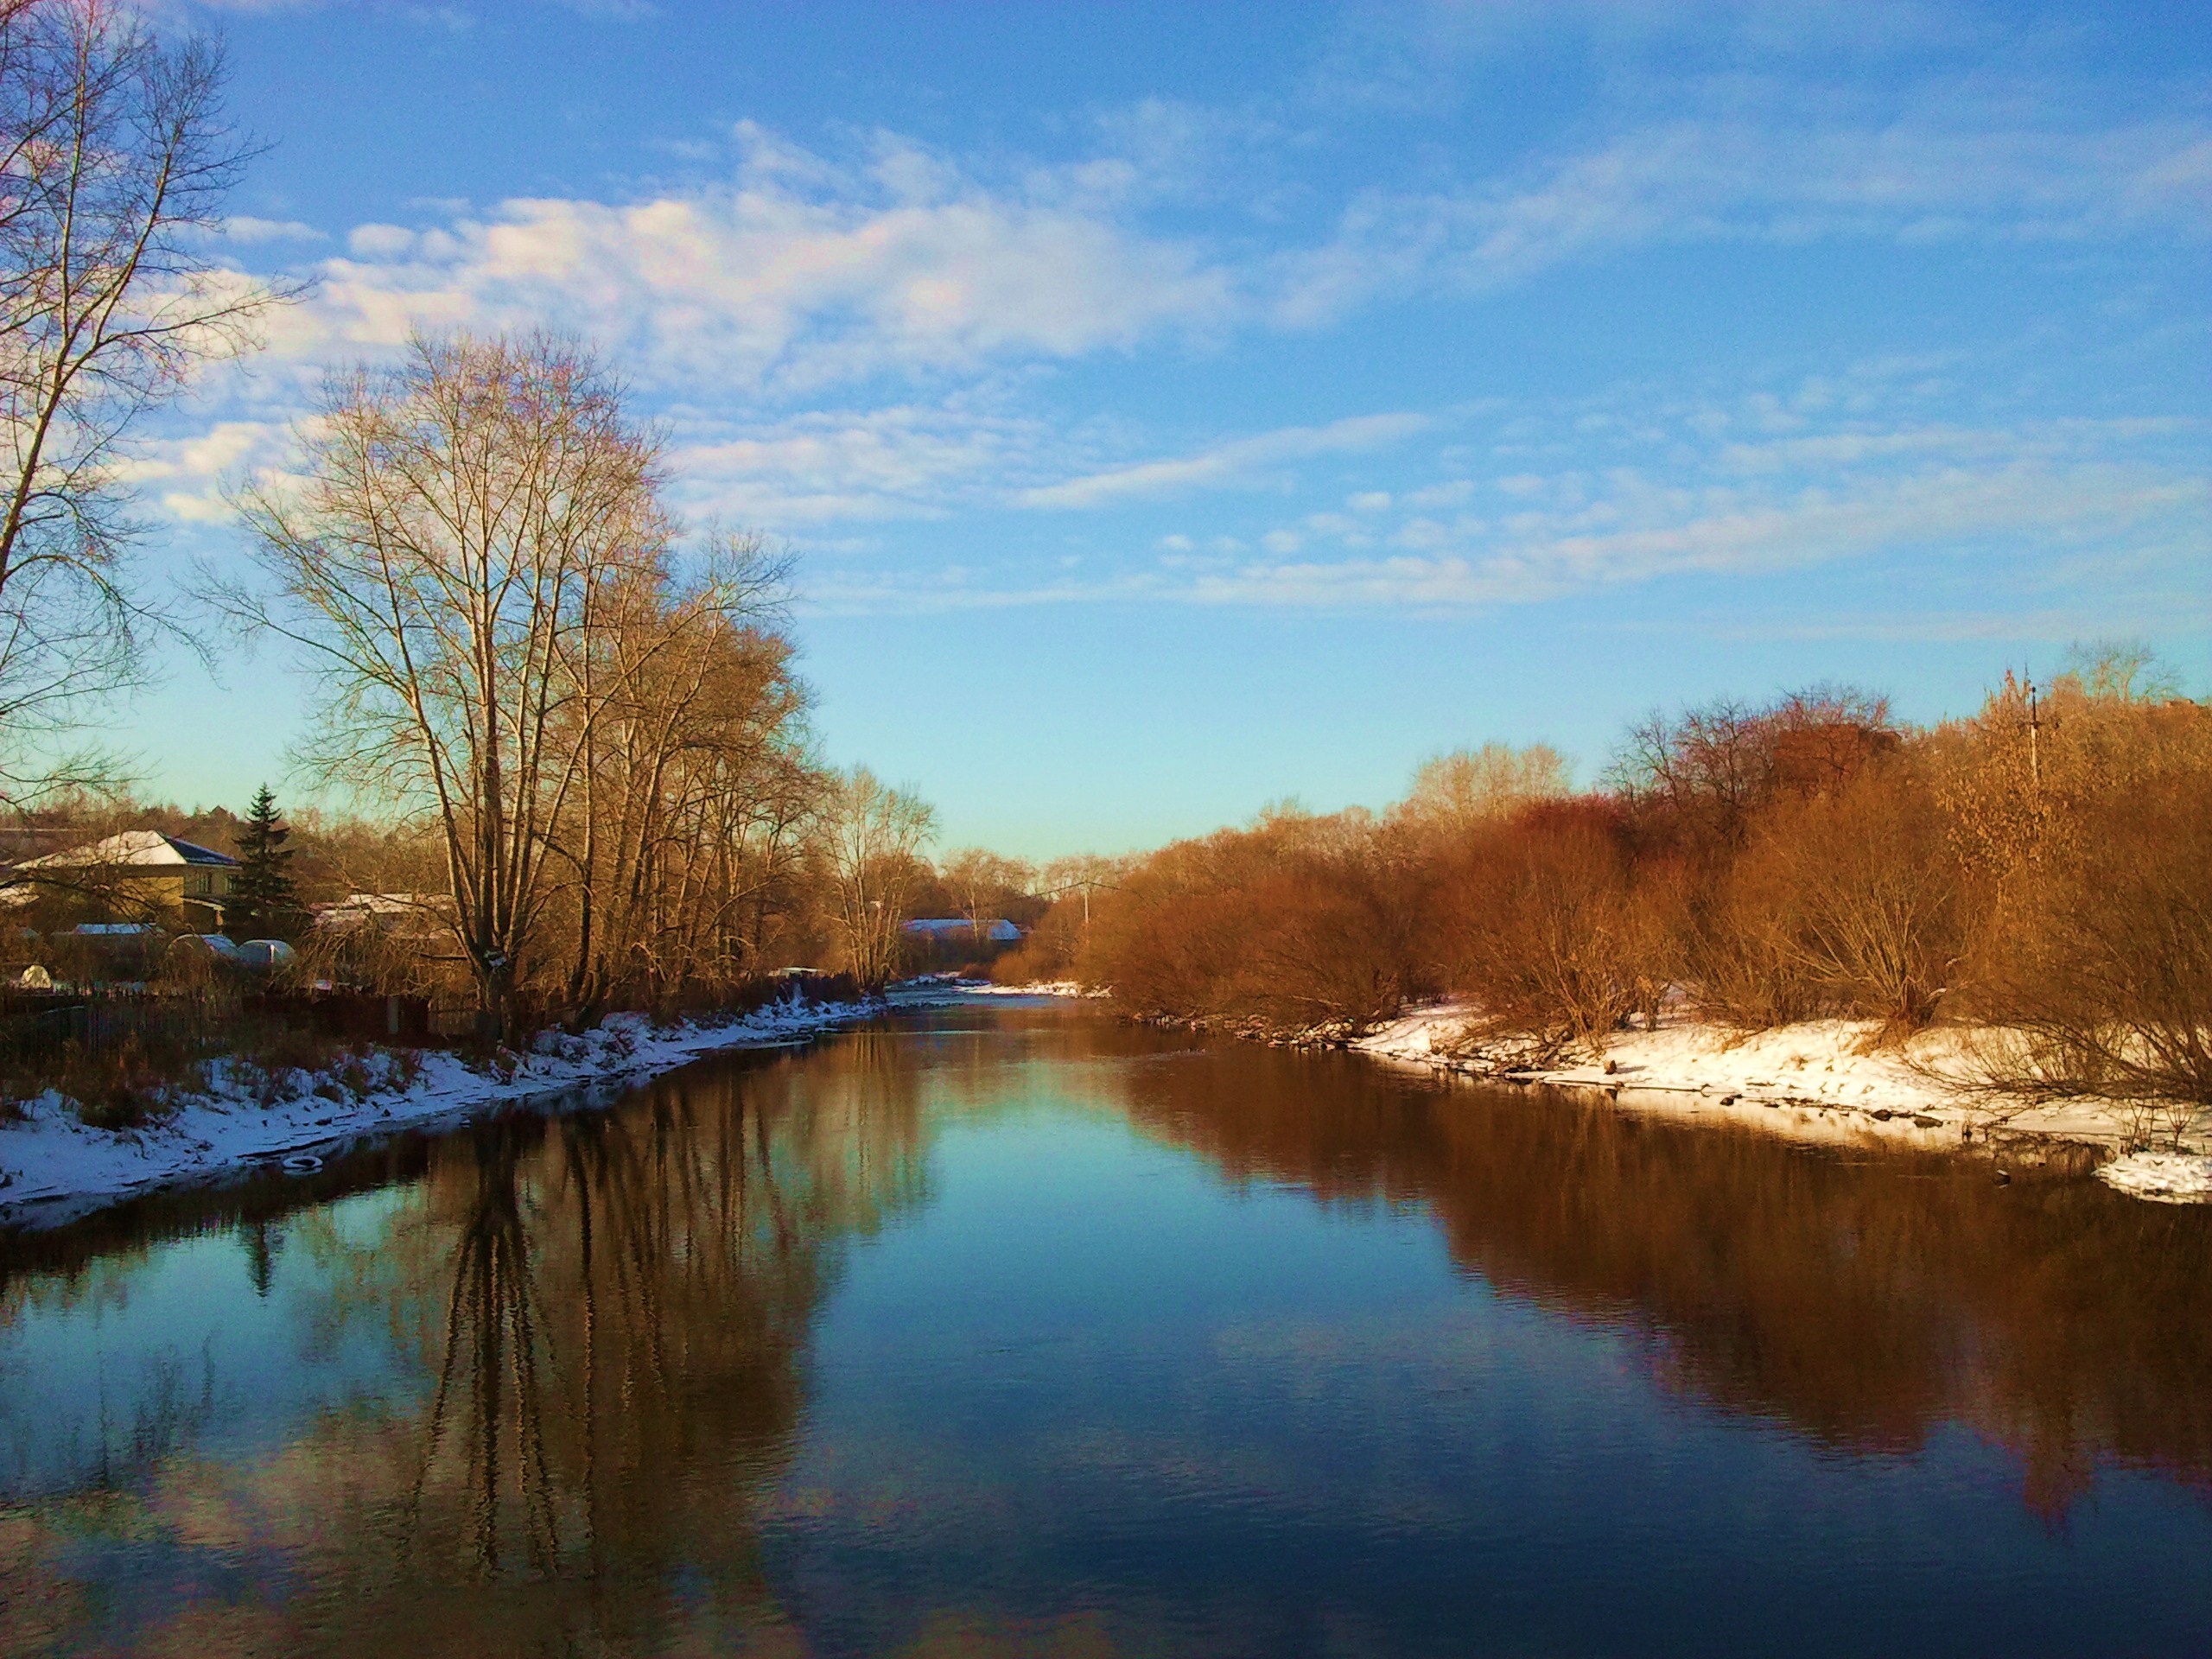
[2099,1151,2212,1205]
[933,979,1099,999]
[0,993,882,1231]
[1352,1003,2209,1199]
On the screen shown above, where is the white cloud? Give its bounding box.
[1273,105,2212,321]
[1018,413,1429,509]
[221,216,327,245]
[265,128,1236,397]
[346,223,416,258]
[117,420,295,523]
[229,87,2212,413]
[1404,479,1474,508]
[153,97,2207,647]
[671,404,1046,525]
[787,385,2208,621]
[1189,447,2207,609]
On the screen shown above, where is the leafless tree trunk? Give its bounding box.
[231,331,664,1039]
[939,846,1030,946]
[0,0,285,788]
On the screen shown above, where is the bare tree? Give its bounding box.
[546,543,811,1017]
[1608,686,1893,853]
[232,331,667,1037]
[819,767,934,991]
[0,0,283,784]
[1389,742,1568,840]
[938,846,1031,945]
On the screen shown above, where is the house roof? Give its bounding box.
[316,891,447,917]
[312,892,454,931]
[904,917,1024,942]
[12,830,238,872]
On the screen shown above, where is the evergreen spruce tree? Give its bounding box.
[226,784,301,940]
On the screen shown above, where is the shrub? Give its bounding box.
[1082,810,1426,1036]
[232,1023,341,1107]
[1434,798,1652,1053]
[1961,768,2212,1118]
[1694,761,1960,1034]
[992,897,1083,985]
[60,1035,200,1131]
[387,1046,424,1090]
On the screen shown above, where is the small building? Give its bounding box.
[312,892,453,940]
[4,830,239,933]
[903,918,1024,944]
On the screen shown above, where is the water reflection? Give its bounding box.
[0,1036,928,1656]
[1115,1039,2212,1515]
[0,1008,2209,1657]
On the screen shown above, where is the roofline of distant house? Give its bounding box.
[6,830,239,874]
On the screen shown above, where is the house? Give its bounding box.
[3,830,239,932]
[312,892,453,940]
[903,918,1024,944]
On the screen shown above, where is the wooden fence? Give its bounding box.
[0,989,238,1065]
[0,971,861,1071]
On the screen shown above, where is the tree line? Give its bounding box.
[0,5,965,1040]
[1,1,2204,1105]
[1020,654,2212,1110]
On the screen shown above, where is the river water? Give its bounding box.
[3,1003,2209,1656]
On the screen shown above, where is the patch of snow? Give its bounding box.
[2099,1151,2212,1205]
[943,980,1096,999]
[1353,1002,2204,1198]
[0,991,881,1230]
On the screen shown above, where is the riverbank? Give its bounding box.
[1351,1003,2212,1205]
[0,992,885,1230]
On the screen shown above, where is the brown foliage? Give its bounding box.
[1695,759,1961,1033]
[1964,767,2212,1116]
[991,895,1083,985]
[1082,809,1425,1036]
[1079,658,2209,1106]
[1433,798,1659,1052]
[1612,684,1896,858]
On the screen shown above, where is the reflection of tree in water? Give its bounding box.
[1116,1039,2212,1517]
[0,1045,927,1658]
[372,1047,928,1651]
[407,1125,558,1577]
[242,1219,283,1299]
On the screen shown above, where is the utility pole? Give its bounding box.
[2025,677,2042,791]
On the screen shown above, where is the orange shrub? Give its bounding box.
[1080,811,1426,1036]
[1695,760,1961,1033]
[1433,798,1657,1052]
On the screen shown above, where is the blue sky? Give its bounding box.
[124,0,2209,857]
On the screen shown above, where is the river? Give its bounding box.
[3,1002,2209,1656]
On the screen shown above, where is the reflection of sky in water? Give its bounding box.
[773,1086,2212,1656]
[0,1189,422,1501]
[1,1013,2209,1656]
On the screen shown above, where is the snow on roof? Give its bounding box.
[903,917,1023,942]
[13,830,238,871]
[317,891,446,916]
[312,892,453,931]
